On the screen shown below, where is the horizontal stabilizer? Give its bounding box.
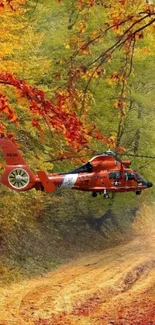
[37,171,56,193]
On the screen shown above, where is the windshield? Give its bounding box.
[134,171,144,182]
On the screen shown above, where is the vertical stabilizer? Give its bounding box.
[0,137,36,191]
[0,138,26,165]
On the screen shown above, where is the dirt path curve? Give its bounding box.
[1,233,155,325]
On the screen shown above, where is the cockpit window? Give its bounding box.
[109,171,121,179]
[134,172,143,182]
[125,172,135,181]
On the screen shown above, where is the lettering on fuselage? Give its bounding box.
[7,153,18,157]
[91,175,101,179]
[60,174,78,189]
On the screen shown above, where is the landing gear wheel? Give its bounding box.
[103,194,110,199]
[92,192,97,198]
[103,189,109,199]
[136,190,141,195]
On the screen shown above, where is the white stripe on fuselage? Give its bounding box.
[60,174,78,189]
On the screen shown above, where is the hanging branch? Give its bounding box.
[79,14,155,113]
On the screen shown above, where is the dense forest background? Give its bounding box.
[0,0,155,283]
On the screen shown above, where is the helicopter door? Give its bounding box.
[109,171,121,179]
[109,171,121,187]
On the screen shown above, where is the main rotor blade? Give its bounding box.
[46,153,98,162]
[119,153,155,159]
[45,151,155,163]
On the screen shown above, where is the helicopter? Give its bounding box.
[0,137,153,198]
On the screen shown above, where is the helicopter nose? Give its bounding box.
[147,181,153,188]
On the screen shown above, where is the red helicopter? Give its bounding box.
[0,137,153,198]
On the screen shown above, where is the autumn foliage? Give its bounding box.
[0,0,155,152]
[0,73,114,149]
[0,0,26,9]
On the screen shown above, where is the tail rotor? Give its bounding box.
[0,137,37,191]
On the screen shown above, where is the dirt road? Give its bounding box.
[0,232,155,325]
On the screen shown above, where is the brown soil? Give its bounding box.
[0,231,155,325]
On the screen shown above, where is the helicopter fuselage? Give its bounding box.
[0,138,153,197]
[37,155,152,197]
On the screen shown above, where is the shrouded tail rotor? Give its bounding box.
[8,168,30,189]
[0,137,37,191]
